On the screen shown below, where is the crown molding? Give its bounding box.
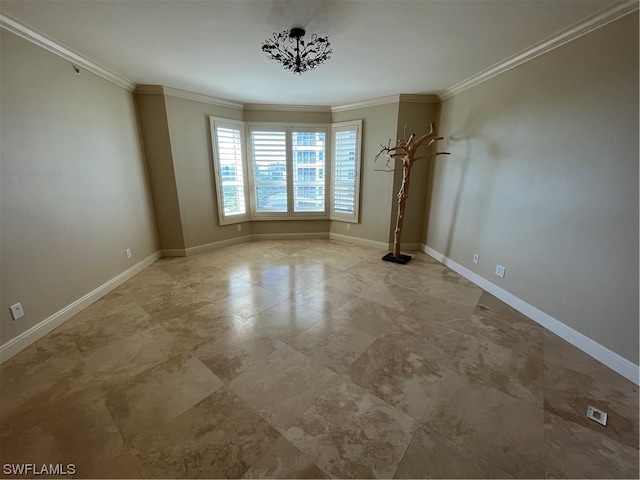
[244,104,332,113]
[133,85,244,110]
[133,85,165,95]
[332,95,400,112]
[398,94,440,104]
[332,93,440,112]
[439,0,639,100]
[161,86,244,110]
[0,14,135,91]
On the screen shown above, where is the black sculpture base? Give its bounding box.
[382,252,412,264]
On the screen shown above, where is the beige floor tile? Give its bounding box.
[419,369,545,478]
[285,375,418,479]
[54,297,135,333]
[451,292,545,359]
[448,333,544,407]
[347,258,399,283]
[406,292,476,324]
[158,302,246,347]
[243,300,325,341]
[384,261,445,290]
[139,285,212,322]
[105,355,223,442]
[543,358,639,449]
[0,394,124,478]
[358,279,425,312]
[2,240,635,479]
[303,250,364,270]
[293,283,355,315]
[194,335,277,382]
[394,424,513,479]
[230,342,339,432]
[81,323,181,383]
[241,436,328,479]
[214,285,284,319]
[252,261,340,298]
[0,335,95,442]
[322,270,383,297]
[129,388,280,479]
[69,305,154,353]
[330,297,407,337]
[86,448,142,479]
[286,320,377,373]
[421,274,483,307]
[186,269,255,300]
[544,410,639,479]
[347,327,461,420]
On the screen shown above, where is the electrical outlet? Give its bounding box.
[495,264,506,278]
[473,253,479,264]
[237,224,242,231]
[9,303,24,321]
[125,248,132,259]
[347,223,351,230]
[586,405,608,426]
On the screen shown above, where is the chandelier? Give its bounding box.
[262,28,332,74]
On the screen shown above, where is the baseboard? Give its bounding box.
[184,235,252,256]
[329,233,389,250]
[162,234,332,257]
[0,251,161,364]
[421,244,639,385]
[251,232,329,241]
[400,242,422,251]
[159,248,188,257]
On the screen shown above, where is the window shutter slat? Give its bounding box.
[331,123,361,221]
[251,130,288,213]
[214,124,247,218]
[292,131,326,213]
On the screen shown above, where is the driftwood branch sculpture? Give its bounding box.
[375,122,450,263]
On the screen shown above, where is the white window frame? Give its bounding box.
[210,117,362,224]
[247,123,329,220]
[290,126,329,218]
[210,117,250,225]
[330,120,362,223]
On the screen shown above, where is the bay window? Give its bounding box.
[210,118,360,224]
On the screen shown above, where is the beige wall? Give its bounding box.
[252,220,330,236]
[331,103,399,245]
[134,92,185,249]
[163,95,245,248]
[426,13,639,363]
[0,31,158,344]
[140,96,335,249]
[243,109,332,124]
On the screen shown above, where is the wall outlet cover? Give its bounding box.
[9,303,25,321]
[586,405,608,426]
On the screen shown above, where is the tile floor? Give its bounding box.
[0,239,638,479]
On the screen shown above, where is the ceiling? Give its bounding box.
[0,0,621,106]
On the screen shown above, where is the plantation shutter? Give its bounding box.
[211,119,248,224]
[331,121,362,222]
[292,130,326,214]
[250,128,288,214]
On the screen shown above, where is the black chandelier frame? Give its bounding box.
[262,28,332,74]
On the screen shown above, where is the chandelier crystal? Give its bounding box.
[262,28,332,74]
